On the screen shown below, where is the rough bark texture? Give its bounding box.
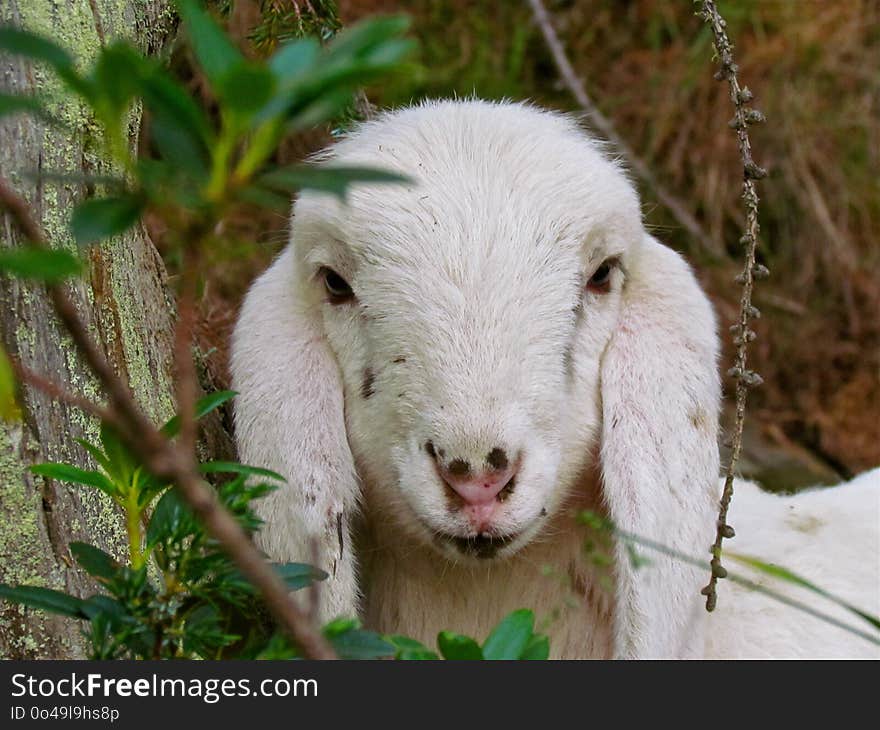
[0,0,179,659]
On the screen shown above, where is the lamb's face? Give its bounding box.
[291,102,642,562]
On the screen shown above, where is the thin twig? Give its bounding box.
[526,0,721,257]
[12,360,118,426]
[697,0,768,612]
[0,177,336,659]
[87,0,106,48]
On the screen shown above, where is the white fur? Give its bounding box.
[231,100,880,658]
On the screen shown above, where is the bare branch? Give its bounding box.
[697,0,768,612]
[526,0,721,257]
[12,360,117,426]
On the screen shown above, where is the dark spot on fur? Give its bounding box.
[438,447,446,458]
[486,447,508,471]
[393,357,407,364]
[447,458,470,477]
[540,507,548,517]
[361,367,375,399]
[425,440,436,458]
[336,512,344,561]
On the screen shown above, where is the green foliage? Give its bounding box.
[70,196,145,246]
[0,399,551,659]
[0,0,414,281]
[387,609,550,661]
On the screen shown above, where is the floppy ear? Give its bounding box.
[231,245,360,622]
[600,234,721,659]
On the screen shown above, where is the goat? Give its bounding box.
[231,99,879,658]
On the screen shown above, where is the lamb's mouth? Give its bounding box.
[437,531,521,559]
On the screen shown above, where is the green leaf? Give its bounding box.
[160,389,237,437]
[146,488,196,546]
[177,0,243,90]
[437,631,483,660]
[70,195,144,246]
[199,461,285,482]
[284,88,355,133]
[359,38,417,69]
[0,247,82,281]
[90,43,143,118]
[69,542,119,581]
[30,463,117,498]
[397,648,440,660]
[0,27,91,98]
[0,27,74,72]
[519,633,550,660]
[481,609,535,660]
[80,594,129,622]
[329,627,396,660]
[136,67,212,177]
[75,438,113,474]
[220,64,275,116]
[234,184,291,213]
[273,563,328,592]
[98,423,138,487]
[322,616,361,638]
[0,583,87,618]
[269,38,319,81]
[255,633,298,660]
[386,635,439,660]
[260,164,410,202]
[0,92,48,121]
[326,16,411,61]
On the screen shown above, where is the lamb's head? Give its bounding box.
[288,101,643,561]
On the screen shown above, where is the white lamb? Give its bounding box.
[231,99,880,659]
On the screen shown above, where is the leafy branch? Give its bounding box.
[0,0,417,659]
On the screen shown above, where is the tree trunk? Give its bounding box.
[0,0,180,659]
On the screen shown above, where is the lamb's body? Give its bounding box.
[232,99,880,659]
[361,465,880,659]
[708,471,880,659]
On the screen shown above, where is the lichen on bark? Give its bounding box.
[0,0,178,658]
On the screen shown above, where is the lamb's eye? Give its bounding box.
[320,267,354,304]
[587,259,616,294]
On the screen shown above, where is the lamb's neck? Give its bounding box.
[358,481,615,659]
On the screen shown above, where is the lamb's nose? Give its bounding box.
[426,443,517,505]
